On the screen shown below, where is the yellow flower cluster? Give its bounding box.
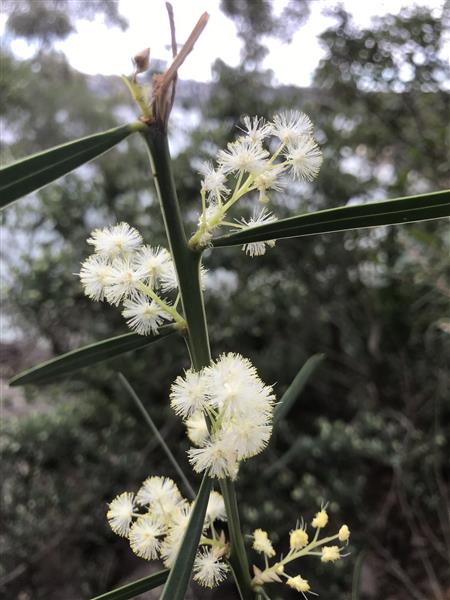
[251,506,350,597]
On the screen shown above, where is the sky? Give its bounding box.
[6,0,447,87]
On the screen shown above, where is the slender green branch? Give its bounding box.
[141,126,211,368]
[221,478,255,599]
[141,123,255,599]
[118,372,195,500]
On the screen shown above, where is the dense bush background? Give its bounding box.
[1,1,449,599]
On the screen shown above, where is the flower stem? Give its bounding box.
[136,281,186,328]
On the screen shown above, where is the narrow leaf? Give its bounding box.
[274,354,325,424]
[352,551,367,600]
[9,325,177,386]
[212,190,450,247]
[160,472,212,600]
[90,568,169,600]
[0,122,142,209]
[118,372,196,500]
[264,437,303,478]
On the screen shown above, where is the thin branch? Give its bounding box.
[165,2,178,114]
[118,372,195,500]
[152,11,209,125]
[165,2,178,58]
[161,11,209,95]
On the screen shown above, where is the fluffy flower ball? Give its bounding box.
[170,353,275,479]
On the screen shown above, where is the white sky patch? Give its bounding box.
[2,0,444,85]
[54,0,241,82]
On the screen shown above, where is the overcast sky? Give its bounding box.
[5,0,447,86]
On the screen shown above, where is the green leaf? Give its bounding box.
[352,551,367,600]
[274,354,325,424]
[264,436,304,478]
[90,568,169,600]
[160,473,212,600]
[0,122,143,209]
[9,325,177,386]
[118,372,195,500]
[212,189,450,247]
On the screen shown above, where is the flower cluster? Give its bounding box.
[170,353,275,479]
[251,505,350,597]
[107,476,229,588]
[189,111,323,255]
[79,223,187,335]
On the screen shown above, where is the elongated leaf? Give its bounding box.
[264,437,303,478]
[212,189,450,247]
[9,325,177,386]
[160,473,212,600]
[118,372,196,500]
[352,552,366,600]
[0,122,142,209]
[274,353,325,424]
[90,568,169,600]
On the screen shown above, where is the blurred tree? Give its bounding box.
[220,0,310,65]
[1,2,449,599]
[1,0,127,46]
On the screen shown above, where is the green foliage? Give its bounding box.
[220,0,310,64]
[91,569,168,600]
[0,123,138,208]
[212,190,450,247]
[274,353,324,424]
[2,1,450,599]
[10,326,177,386]
[1,390,183,599]
[2,0,127,44]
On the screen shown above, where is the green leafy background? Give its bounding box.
[1,1,449,599]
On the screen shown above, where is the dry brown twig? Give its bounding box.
[151,6,209,127]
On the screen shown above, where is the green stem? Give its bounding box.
[141,124,255,599]
[221,478,255,599]
[141,127,210,368]
[136,281,186,328]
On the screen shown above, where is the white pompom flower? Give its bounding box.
[224,419,273,460]
[199,161,229,197]
[253,162,286,203]
[136,476,182,508]
[185,412,209,446]
[193,547,229,588]
[270,110,314,145]
[79,254,113,301]
[239,115,272,146]
[87,222,142,259]
[133,245,172,289]
[170,370,209,419]
[104,257,146,306]
[206,491,227,523]
[285,137,323,181]
[129,514,164,560]
[188,437,239,479]
[174,353,275,479]
[122,295,170,335]
[217,137,269,175]
[107,492,135,537]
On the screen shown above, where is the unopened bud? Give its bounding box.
[133,48,150,73]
